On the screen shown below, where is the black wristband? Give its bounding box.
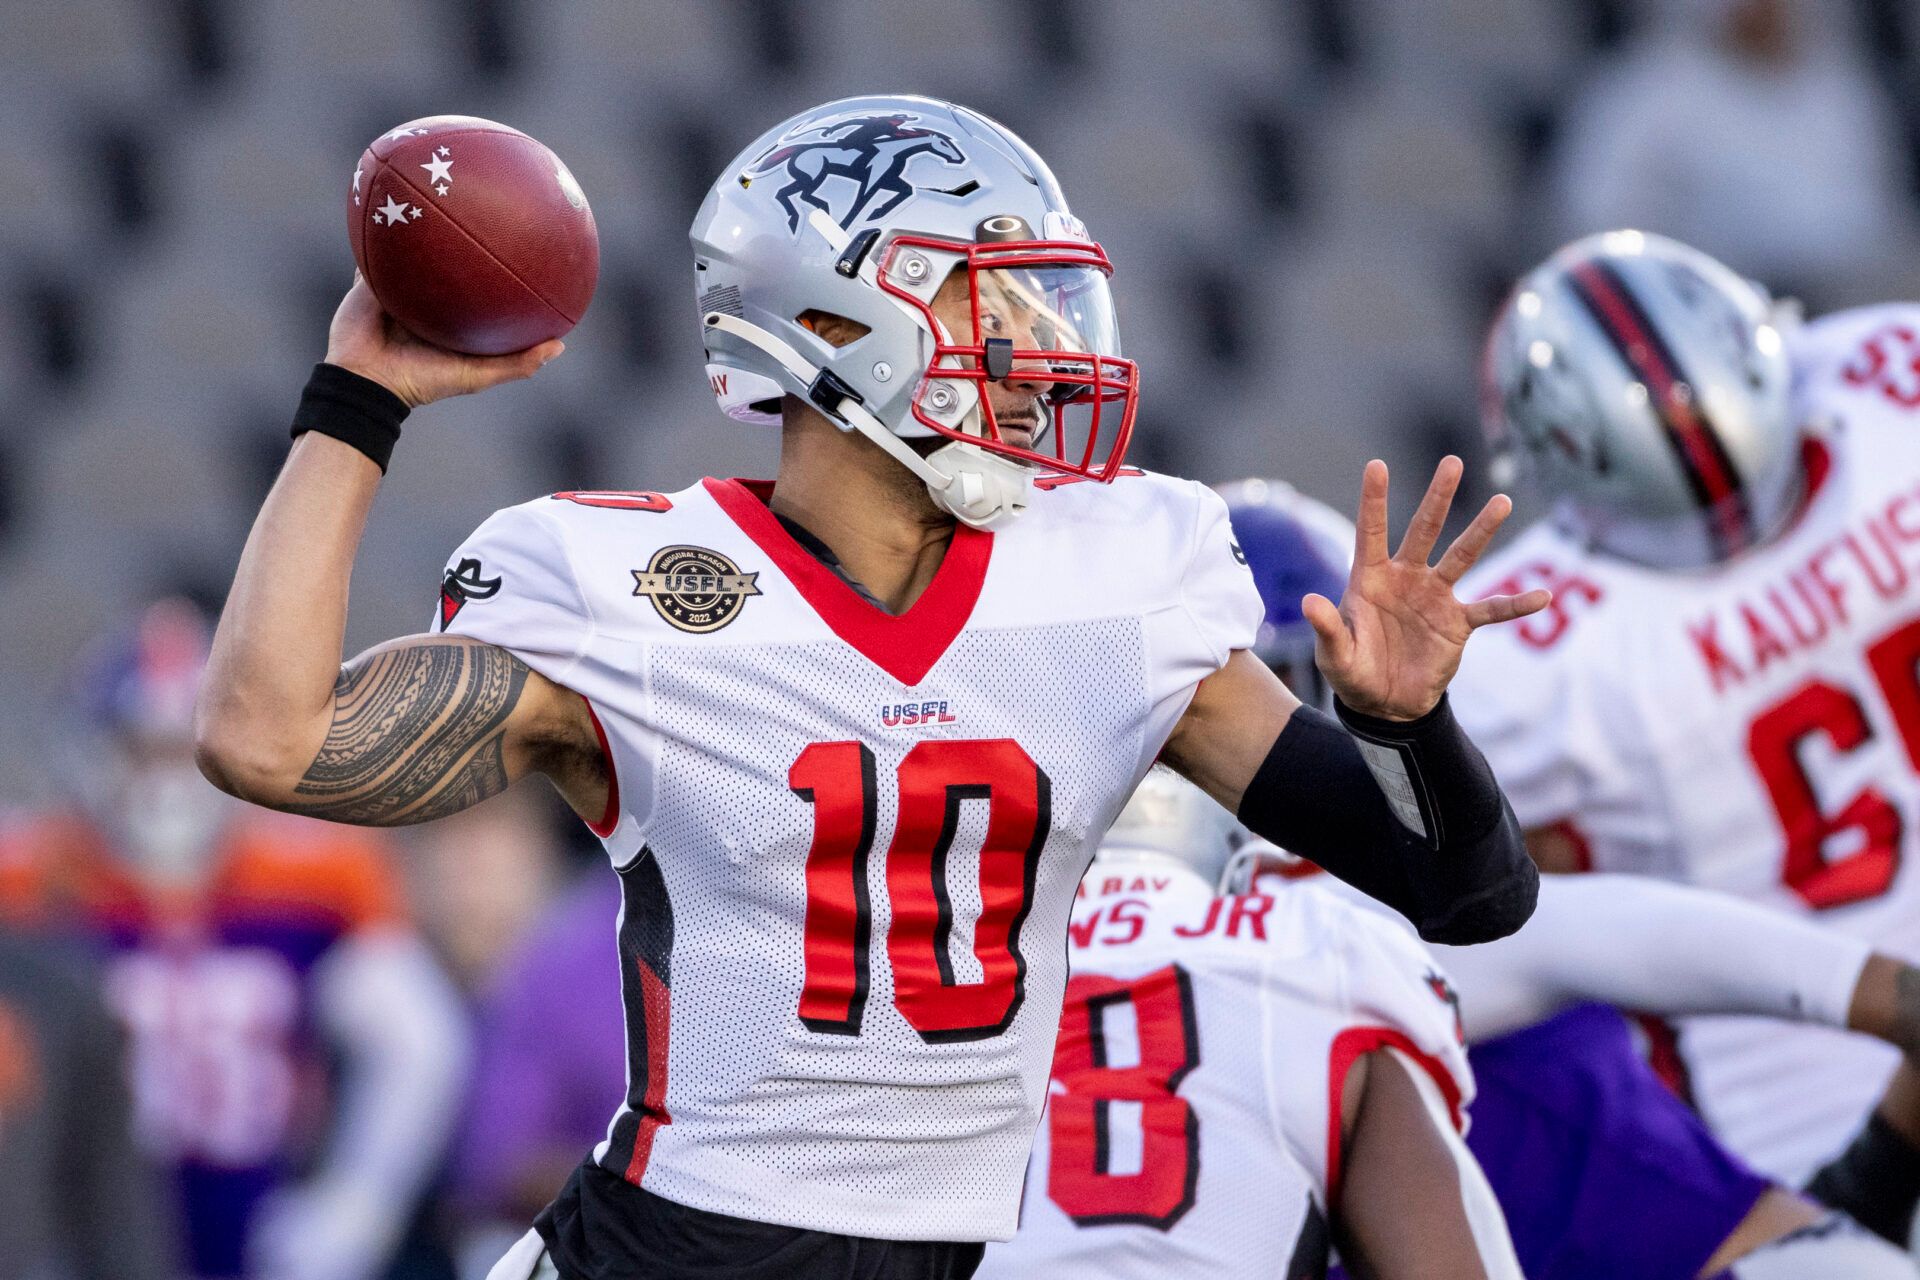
[290,362,409,472]
[1332,693,1451,739]
[1807,1111,1920,1245]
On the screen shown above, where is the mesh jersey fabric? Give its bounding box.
[974,862,1472,1279]
[437,470,1261,1241]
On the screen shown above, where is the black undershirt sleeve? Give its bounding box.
[1807,1111,1920,1245]
[1236,697,1538,945]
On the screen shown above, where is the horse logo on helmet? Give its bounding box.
[747,112,968,233]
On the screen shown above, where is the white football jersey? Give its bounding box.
[974,859,1473,1280]
[1452,303,1920,1181]
[435,470,1260,1240]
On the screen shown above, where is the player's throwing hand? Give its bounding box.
[1302,456,1552,721]
[325,274,564,409]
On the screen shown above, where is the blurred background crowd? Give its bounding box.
[4,0,1920,1276]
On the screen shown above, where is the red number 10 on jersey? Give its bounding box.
[790,738,1051,1042]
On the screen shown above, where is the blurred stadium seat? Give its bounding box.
[0,0,1913,809]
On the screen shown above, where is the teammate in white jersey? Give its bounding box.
[1454,230,1920,1217]
[990,765,1920,1279]
[195,95,1545,1279]
[1229,474,1920,1276]
[977,768,1524,1280]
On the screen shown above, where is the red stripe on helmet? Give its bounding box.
[1568,261,1754,557]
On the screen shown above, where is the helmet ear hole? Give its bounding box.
[796,310,871,348]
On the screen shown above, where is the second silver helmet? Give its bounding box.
[1482,231,1800,568]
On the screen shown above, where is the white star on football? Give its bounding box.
[351,166,363,193]
[435,183,449,197]
[384,125,427,142]
[421,153,453,185]
[376,195,412,226]
[437,146,450,157]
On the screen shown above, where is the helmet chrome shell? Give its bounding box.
[1483,230,1800,568]
[1096,766,1243,892]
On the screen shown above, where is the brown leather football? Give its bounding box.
[347,115,598,355]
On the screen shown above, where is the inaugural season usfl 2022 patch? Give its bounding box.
[631,545,762,633]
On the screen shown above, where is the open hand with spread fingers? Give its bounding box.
[1302,456,1552,721]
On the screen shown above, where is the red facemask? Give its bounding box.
[877,234,1139,482]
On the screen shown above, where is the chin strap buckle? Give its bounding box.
[807,367,865,417]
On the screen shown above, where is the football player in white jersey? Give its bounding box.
[195,95,1546,1279]
[1452,230,1920,1230]
[1230,476,1920,1276]
[975,767,1525,1280]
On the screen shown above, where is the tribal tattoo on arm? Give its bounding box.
[288,641,530,825]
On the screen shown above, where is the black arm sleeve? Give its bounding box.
[1236,698,1538,944]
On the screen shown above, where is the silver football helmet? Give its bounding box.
[1482,230,1802,568]
[1095,766,1244,891]
[691,95,1138,529]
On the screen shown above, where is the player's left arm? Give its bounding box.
[1421,872,1920,1247]
[1432,874,1876,1041]
[1809,955,1920,1245]
[1164,458,1550,944]
[1334,1049,1523,1280]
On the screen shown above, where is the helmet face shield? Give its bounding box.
[878,235,1138,480]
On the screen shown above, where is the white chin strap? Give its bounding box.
[704,309,1030,530]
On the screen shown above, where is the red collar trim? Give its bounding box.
[582,700,621,838]
[702,477,992,686]
[1801,434,1833,505]
[1775,434,1833,540]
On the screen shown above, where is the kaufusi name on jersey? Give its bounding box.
[1689,475,1920,694]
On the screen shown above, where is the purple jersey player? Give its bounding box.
[1467,1004,1770,1278]
[0,601,471,1280]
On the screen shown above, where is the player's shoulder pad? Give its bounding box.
[1792,304,1920,400]
[1793,303,1920,367]
[1024,468,1240,577]
[1029,468,1261,656]
[1026,466,1214,533]
[466,485,697,548]
[0,810,74,865]
[0,811,69,922]
[1288,881,1470,1061]
[436,482,710,641]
